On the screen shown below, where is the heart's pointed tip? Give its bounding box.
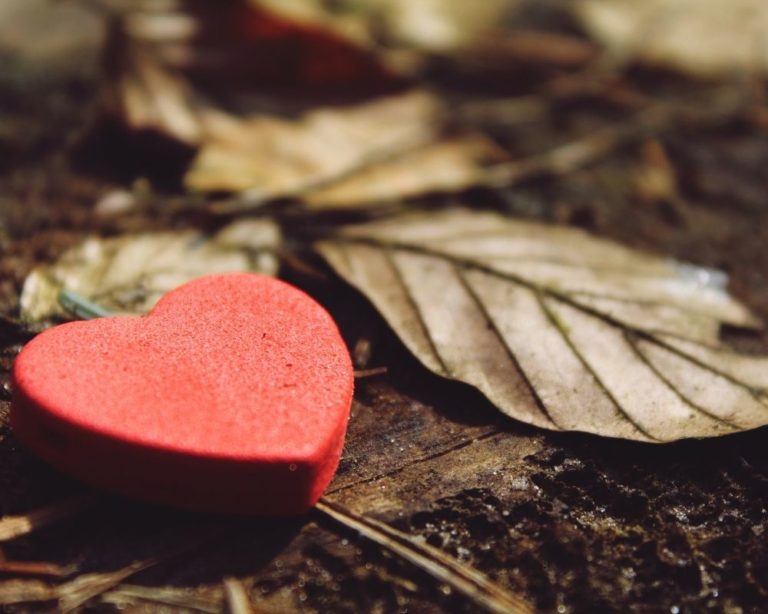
[10,273,354,515]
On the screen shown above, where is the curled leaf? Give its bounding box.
[317,209,768,442]
[20,219,280,322]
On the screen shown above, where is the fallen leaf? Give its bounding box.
[0,0,102,67]
[102,11,203,145]
[317,209,768,442]
[185,90,443,198]
[574,0,768,77]
[102,0,401,142]
[20,219,280,322]
[303,134,508,209]
[101,4,512,204]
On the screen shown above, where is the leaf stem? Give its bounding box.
[58,290,114,320]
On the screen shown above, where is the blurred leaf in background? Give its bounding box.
[99,0,520,205]
[574,0,768,76]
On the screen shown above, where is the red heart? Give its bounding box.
[11,274,354,514]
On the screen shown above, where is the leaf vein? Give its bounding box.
[625,333,743,430]
[455,267,562,430]
[384,249,451,377]
[537,296,661,442]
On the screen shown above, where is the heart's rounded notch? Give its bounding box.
[11,273,354,514]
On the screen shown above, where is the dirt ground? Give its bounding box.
[1,4,768,613]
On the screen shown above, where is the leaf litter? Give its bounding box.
[315,498,535,614]
[100,1,513,207]
[317,208,768,442]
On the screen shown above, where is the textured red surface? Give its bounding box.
[11,274,354,514]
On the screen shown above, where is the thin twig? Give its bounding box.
[0,495,98,543]
[223,577,253,614]
[0,578,55,605]
[0,560,70,578]
[315,498,535,614]
[58,558,160,613]
[478,92,750,190]
[353,367,388,379]
[102,584,220,613]
[58,526,221,612]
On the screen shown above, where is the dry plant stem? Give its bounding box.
[481,125,622,187]
[223,577,253,614]
[0,579,55,605]
[353,367,388,379]
[0,495,98,542]
[102,584,220,613]
[59,289,113,320]
[0,551,174,608]
[480,93,750,188]
[58,558,162,613]
[58,527,223,612]
[315,498,535,614]
[0,560,69,577]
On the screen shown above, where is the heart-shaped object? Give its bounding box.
[11,274,354,514]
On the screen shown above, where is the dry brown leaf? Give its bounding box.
[303,135,508,209]
[185,90,442,197]
[317,209,768,442]
[103,4,512,203]
[574,0,768,77]
[103,1,403,143]
[252,0,519,54]
[20,219,280,322]
[0,0,103,66]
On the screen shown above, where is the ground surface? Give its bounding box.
[1,6,768,613]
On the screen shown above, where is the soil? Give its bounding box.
[1,5,768,614]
